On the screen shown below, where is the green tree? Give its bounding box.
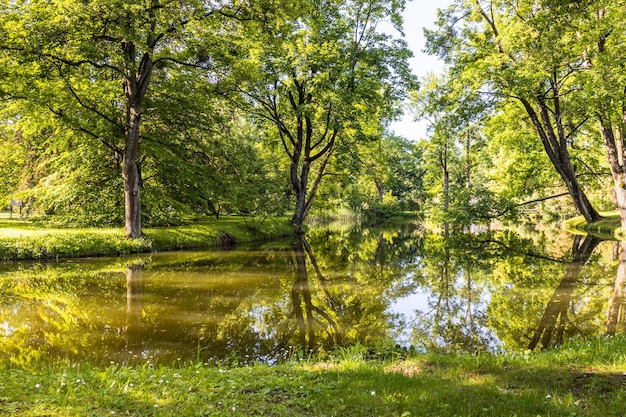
[425,0,602,224]
[412,72,501,227]
[348,133,424,218]
[412,73,456,228]
[0,129,25,208]
[0,0,245,237]
[237,0,415,233]
[576,0,626,230]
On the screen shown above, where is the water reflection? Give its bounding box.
[125,265,143,349]
[0,222,624,366]
[289,236,339,353]
[607,242,626,335]
[527,234,602,350]
[407,233,497,352]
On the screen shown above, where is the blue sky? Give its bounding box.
[388,0,451,141]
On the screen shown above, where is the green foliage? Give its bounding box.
[444,185,518,226]
[0,130,25,206]
[482,104,557,201]
[234,0,417,228]
[418,0,616,225]
[144,217,294,251]
[0,0,273,234]
[0,0,420,229]
[360,192,403,220]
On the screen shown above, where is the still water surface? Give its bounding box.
[0,222,623,366]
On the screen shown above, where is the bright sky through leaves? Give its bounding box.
[389,0,451,141]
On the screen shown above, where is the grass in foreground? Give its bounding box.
[0,216,294,260]
[2,337,626,416]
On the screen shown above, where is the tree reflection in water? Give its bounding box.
[2,223,625,366]
[409,233,497,352]
[288,236,340,353]
[527,234,601,350]
[606,241,626,335]
[125,264,143,349]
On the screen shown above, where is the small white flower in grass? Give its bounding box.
[370,390,376,396]
[35,384,41,389]
[232,407,236,412]
[154,404,158,409]
[545,394,552,399]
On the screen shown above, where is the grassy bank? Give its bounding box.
[562,211,621,239]
[0,216,295,260]
[1,336,626,416]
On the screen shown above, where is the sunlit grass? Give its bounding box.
[1,336,626,416]
[0,216,294,260]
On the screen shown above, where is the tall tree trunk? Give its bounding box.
[292,188,308,235]
[442,141,450,235]
[285,99,336,234]
[121,40,153,238]
[598,113,626,232]
[465,129,471,189]
[123,105,142,238]
[519,95,601,224]
[590,9,626,232]
[376,180,384,202]
[560,157,601,224]
[290,152,309,235]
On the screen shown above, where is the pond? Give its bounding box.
[0,222,623,367]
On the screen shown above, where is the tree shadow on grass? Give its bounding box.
[3,358,626,417]
[305,361,626,417]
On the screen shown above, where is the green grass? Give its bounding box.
[0,215,295,260]
[563,211,621,239]
[1,336,626,416]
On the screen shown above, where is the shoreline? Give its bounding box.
[0,216,295,261]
